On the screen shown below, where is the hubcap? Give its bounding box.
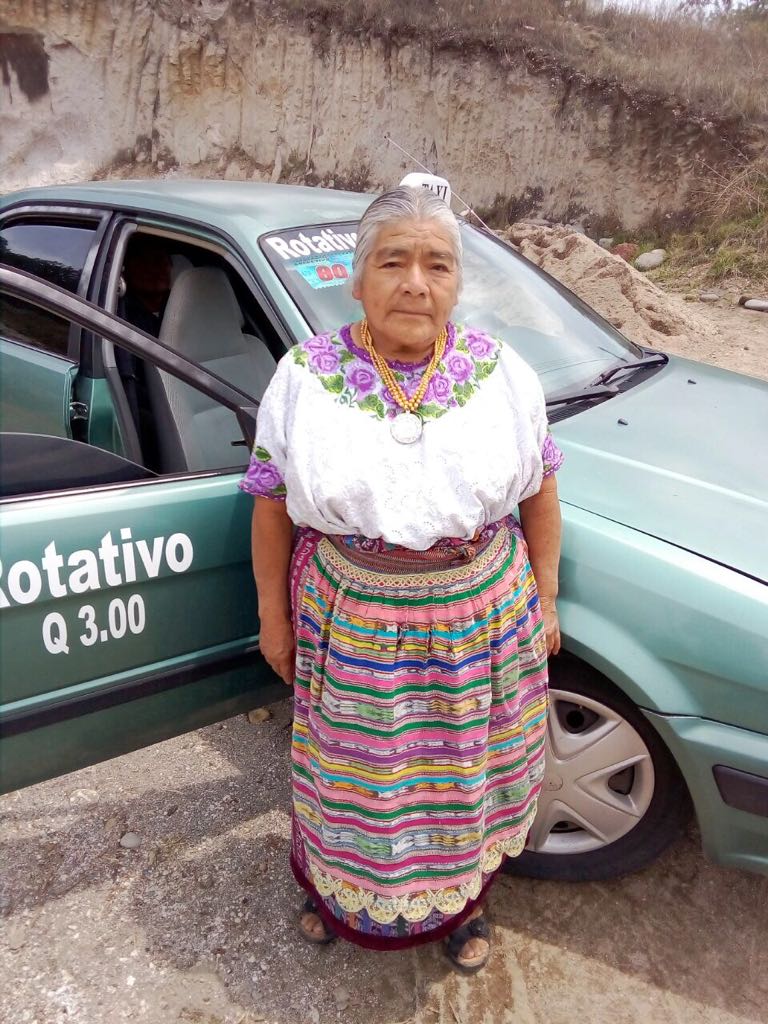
[527,688,656,855]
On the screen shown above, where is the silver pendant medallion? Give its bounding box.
[390,411,423,444]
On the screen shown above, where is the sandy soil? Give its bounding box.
[659,295,768,382]
[501,224,768,382]
[1,291,766,1024]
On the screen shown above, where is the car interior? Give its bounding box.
[111,232,281,476]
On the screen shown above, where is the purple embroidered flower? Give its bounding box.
[465,330,496,359]
[445,352,473,384]
[347,363,377,396]
[309,350,341,374]
[541,433,565,476]
[244,459,284,493]
[305,333,334,355]
[425,373,452,404]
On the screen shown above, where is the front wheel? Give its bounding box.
[504,657,692,881]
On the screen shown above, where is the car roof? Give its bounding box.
[1,179,372,235]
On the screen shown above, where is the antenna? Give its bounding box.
[384,133,494,234]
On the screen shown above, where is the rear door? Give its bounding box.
[0,212,108,440]
[0,271,283,794]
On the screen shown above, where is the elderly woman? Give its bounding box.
[240,186,563,972]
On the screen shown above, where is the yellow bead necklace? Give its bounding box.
[360,319,448,444]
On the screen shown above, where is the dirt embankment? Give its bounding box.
[0,0,755,228]
[500,224,768,381]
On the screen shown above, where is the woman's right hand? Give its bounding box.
[258,610,295,686]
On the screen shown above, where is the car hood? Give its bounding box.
[553,356,768,583]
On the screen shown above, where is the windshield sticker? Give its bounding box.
[264,227,357,261]
[291,251,354,290]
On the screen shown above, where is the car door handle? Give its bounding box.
[230,439,248,447]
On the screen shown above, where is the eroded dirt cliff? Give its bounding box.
[0,0,754,225]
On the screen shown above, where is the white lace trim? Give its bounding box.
[308,811,536,924]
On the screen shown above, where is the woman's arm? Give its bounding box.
[518,474,562,656]
[251,496,295,684]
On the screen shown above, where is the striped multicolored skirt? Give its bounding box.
[288,523,548,950]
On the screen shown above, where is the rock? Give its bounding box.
[334,987,352,1011]
[69,788,99,805]
[598,237,615,249]
[611,242,639,262]
[741,298,768,313]
[5,923,26,950]
[247,707,272,725]
[566,222,586,235]
[699,290,721,303]
[119,831,142,850]
[634,249,667,271]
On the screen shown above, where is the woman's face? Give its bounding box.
[352,217,459,350]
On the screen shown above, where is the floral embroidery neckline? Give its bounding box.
[290,321,501,423]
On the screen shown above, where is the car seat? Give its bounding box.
[145,266,276,473]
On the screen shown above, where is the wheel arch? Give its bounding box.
[557,596,700,716]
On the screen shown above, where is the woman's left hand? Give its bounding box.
[539,596,561,657]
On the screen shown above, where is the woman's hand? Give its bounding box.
[539,595,561,657]
[259,610,295,685]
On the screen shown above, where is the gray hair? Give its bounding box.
[353,186,463,290]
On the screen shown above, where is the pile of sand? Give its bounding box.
[499,223,721,352]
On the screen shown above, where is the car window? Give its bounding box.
[108,232,279,474]
[0,220,97,294]
[0,219,99,361]
[0,292,73,358]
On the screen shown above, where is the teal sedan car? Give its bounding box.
[1,180,766,882]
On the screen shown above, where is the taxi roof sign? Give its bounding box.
[399,173,452,207]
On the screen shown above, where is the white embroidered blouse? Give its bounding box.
[240,323,563,551]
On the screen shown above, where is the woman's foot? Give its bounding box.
[445,906,491,973]
[298,897,337,945]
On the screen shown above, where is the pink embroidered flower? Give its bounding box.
[465,330,496,359]
[309,350,341,374]
[244,459,284,494]
[305,333,334,354]
[425,373,452,404]
[445,352,473,384]
[347,363,377,396]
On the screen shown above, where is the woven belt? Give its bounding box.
[324,527,505,576]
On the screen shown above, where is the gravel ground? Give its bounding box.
[2,701,768,1024]
[2,301,767,1024]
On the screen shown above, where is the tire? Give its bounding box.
[503,654,693,882]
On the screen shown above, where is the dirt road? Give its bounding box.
[1,302,767,1024]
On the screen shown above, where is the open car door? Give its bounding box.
[0,269,283,793]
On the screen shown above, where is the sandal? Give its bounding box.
[298,897,337,945]
[445,911,491,974]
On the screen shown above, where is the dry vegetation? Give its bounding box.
[661,156,768,286]
[261,0,768,124]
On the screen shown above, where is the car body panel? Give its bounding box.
[554,357,768,583]
[645,711,768,873]
[0,339,75,438]
[557,504,768,733]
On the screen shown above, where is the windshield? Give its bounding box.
[260,221,641,394]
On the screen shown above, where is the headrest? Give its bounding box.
[159,267,246,362]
